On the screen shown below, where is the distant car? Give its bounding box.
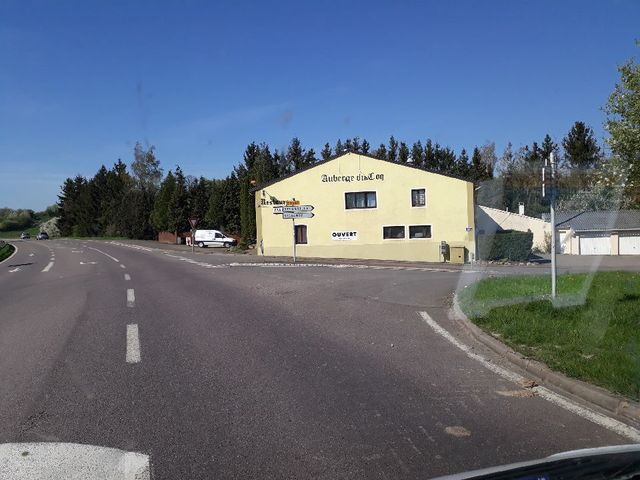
[193,229,237,248]
[20,232,30,240]
[36,232,49,240]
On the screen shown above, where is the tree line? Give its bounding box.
[56,47,640,244]
[55,124,600,244]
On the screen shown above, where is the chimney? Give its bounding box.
[518,202,525,216]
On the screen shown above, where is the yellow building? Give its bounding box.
[254,153,475,263]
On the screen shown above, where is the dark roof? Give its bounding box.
[250,152,471,192]
[549,210,640,231]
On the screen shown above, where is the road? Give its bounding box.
[0,239,636,479]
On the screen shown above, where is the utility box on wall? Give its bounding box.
[450,246,466,264]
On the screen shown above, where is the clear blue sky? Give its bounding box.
[1,0,638,210]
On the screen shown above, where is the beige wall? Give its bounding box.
[255,153,475,262]
[476,205,550,251]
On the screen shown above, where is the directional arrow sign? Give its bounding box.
[282,212,314,219]
[273,205,314,214]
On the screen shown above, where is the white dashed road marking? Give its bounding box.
[0,442,150,480]
[28,253,34,257]
[126,289,135,307]
[126,324,141,364]
[87,247,119,263]
[9,267,20,273]
[124,273,131,281]
[41,262,54,273]
[120,264,126,269]
[418,311,640,442]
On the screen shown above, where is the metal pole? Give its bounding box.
[191,229,194,254]
[550,152,557,298]
[292,218,296,264]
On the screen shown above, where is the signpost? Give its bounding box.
[272,205,314,263]
[188,218,199,253]
[282,212,314,219]
[273,205,314,213]
[542,153,557,298]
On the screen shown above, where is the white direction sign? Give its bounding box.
[282,212,314,219]
[273,205,314,214]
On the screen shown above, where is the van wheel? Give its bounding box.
[198,242,205,248]
[223,242,230,248]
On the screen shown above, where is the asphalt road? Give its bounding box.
[0,239,636,479]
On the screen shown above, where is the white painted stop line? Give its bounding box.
[0,442,150,479]
[126,324,141,363]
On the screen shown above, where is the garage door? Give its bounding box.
[620,233,640,255]
[580,233,611,255]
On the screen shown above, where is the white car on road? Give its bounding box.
[193,229,237,248]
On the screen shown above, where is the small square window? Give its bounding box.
[409,225,432,239]
[411,188,426,207]
[383,226,405,239]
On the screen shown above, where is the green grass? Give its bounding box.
[0,243,15,262]
[0,226,39,239]
[459,272,640,400]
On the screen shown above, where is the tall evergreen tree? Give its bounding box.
[424,140,436,169]
[398,142,410,163]
[470,147,484,183]
[321,143,332,160]
[411,141,424,167]
[334,139,344,156]
[454,148,471,179]
[151,171,176,231]
[562,121,600,170]
[388,136,398,162]
[168,166,189,233]
[374,143,387,160]
[361,139,371,155]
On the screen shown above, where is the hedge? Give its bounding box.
[477,230,533,261]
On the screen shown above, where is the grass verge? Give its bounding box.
[458,272,640,400]
[0,243,15,262]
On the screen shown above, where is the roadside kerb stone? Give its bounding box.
[450,293,640,426]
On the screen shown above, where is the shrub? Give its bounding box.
[477,230,533,261]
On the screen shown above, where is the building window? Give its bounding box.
[345,191,377,209]
[411,188,426,207]
[295,225,307,244]
[383,226,405,239]
[409,225,432,239]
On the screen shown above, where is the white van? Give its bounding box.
[193,230,237,248]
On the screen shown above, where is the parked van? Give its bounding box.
[193,230,237,248]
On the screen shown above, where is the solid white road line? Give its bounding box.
[0,442,150,480]
[87,246,119,263]
[126,288,135,307]
[126,324,141,363]
[42,261,54,273]
[124,273,131,281]
[418,311,640,442]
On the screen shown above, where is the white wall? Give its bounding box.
[476,205,550,251]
